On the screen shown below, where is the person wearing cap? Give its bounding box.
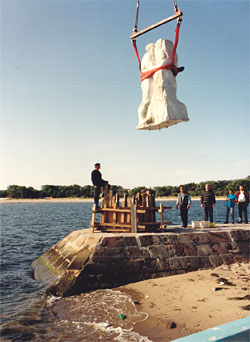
[176,185,191,228]
[91,163,109,209]
[236,185,249,224]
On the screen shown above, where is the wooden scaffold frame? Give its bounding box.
[90,185,172,233]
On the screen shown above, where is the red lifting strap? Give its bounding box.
[132,40,141,70]
[141,63,179,81]
[133,21,181,81]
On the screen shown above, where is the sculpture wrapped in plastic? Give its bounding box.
[137,38,189,130]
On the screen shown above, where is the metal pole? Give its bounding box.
[130,8,182,40]
[133,0,140,33]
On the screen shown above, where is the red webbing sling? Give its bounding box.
[132,40,141,70]
[133,21,181,82]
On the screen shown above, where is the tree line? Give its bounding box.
[0,177,249,199]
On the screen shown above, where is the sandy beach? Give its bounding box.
[118,262,250,341]
[0,196,227,204]
[0,197,94,204]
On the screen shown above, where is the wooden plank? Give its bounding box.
[127,197,132,207]
[122,193,128,224]
[100,228,131,233]
[95,222,132,228]
[92,209,102,213]
[100,210,105,225]
[126,198,131,224]
[136,206,172,210]
[113,196,117,224]
[159,203,164,230]
[120,211,125,224]
[119,194,125,224]
[122,193,128,207]
[141,193,146,207]
[102,184,109,208]
[148,195,155,221]
[91,205,96,233]
[138,222,172,225]
[99,208,146,214]
[108,190,113,207]
[130,8,182,40]
[131,203,137,233]
[115,193,120,206]
[98,208,131,213]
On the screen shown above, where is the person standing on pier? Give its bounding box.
[91,163,109,209]
[236,185,249,224]
[224,189,237,224]
[200,184,216,223]
[176,185,191,228]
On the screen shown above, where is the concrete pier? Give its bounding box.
[31,224,249,296]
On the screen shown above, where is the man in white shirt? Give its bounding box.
[236,186,249,224]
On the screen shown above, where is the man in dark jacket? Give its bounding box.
[176,185,191,228]
[236,185,249,224]
[91,163,108,209]
[201,184,216,223]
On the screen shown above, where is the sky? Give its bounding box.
[1,0,249,190]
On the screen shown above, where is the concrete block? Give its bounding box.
[176,233,195,244]
[230,230,250,241]
[209,255,224,267]
[148,245,172,258]
[124,236,138,247]
[186,257,202,270]
[157,258,171,271]
[124,246,142,258]
[183,244,198,256]
[212,243,232,255]
[172,243,185,256]
[179,257,192,270]
[190,232,211,244]
[55,238,69,250]
[73,234,88,248]
[196,244,214,256]
[68,249,93,270]
[233,242,250,255]
[101,237,126,248]
[169,257,183,270]
[208,232,231,243]
[160,234,178,244]
[221,254,237,265]
[199,256,213,268]
[139,235,162,246]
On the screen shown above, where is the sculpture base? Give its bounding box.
[137,118,189,130]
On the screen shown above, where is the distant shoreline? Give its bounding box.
[0,196,226,204]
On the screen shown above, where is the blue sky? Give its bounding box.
[1,0,249,190]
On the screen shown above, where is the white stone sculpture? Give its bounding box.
[137,38,189,130]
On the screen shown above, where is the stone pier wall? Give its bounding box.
[31,228,249,297]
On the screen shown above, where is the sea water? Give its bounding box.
[0,201,249,341]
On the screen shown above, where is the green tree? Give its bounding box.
[81,185,93,198]
[111,185,125,196]
[40,185,59,198]
[0,190,7,198]
[7,185,23,198]
[129,186,146,197]
[64,184,82,197]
